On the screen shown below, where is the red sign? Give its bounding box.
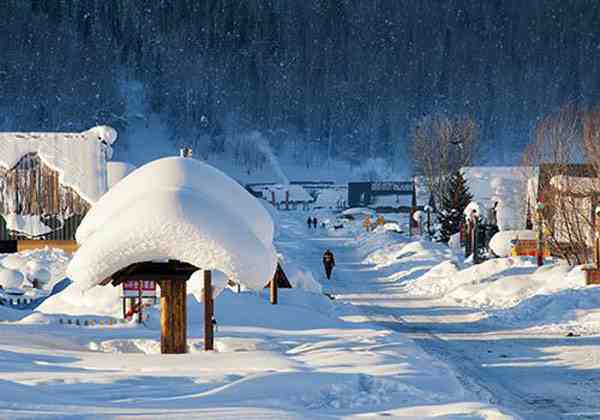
[123,280,156,291]
[123,280,156,297]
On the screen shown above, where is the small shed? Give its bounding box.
[0,126,118,240]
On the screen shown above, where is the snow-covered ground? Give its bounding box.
[4,201,600,418]
[0,209,515,419]
[330,225,600,419]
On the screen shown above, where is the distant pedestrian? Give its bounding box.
[312,217,318,229]
[323,249,335,280]
[307,216,313,229]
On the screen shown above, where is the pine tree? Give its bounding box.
[438,171,473,243]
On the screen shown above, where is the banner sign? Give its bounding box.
[123,280,156,297]
[371,181,413,194]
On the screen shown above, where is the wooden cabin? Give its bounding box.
[0,126,117,240]
[530,163,598,262]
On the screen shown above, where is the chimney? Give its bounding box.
[180,147,193,158]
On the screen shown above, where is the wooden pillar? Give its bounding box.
[122,297,126,319]
[271,191,276,207]
[137,281,143,324]
[270,277,278,305]
[464,221,472,257]
[472,217,480,264]
[159,280,187,354]
[204,270,214,351]
[536,204,544,267]
[285,190,290,211]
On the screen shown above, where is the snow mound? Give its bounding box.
[489,230,536,257]
[36,281,122,317]
[0,249,70,293]
[1,254,27,271]
[463,201,482,219]
[0,126,116,203]
[342,207,376,218]
[0,269,24,290]
[68,157,278,291]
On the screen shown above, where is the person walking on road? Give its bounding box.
[323,249,335,280]
[312,216,318,229]
[307,216,313,229]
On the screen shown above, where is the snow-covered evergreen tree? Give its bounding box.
[438,171,473,243]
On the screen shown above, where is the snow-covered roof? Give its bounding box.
[67,157,278,291]
[550,175,600,195]
[0,125,117,203]
[256,184,313,203]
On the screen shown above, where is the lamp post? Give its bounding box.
[536,202,545,267]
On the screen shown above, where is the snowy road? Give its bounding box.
[278,212,600,420]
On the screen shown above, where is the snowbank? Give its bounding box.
[2,215,53,237]
[0,268,24,291]
[313,187,347,208]
[0,126,116,203]
[489,230,535,257]
[342,207,376,218]
[68,157,278,291]
[35,281,122,317]
[0,248,70,297]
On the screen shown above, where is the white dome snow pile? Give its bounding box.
[67,157,278,291]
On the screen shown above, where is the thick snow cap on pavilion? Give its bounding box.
[67,157,278,291]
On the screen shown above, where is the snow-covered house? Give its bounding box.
[0,126,118,239]
[248,183,313,209]
[531,164,597,251]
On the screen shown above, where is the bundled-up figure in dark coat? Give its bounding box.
[323,249,335,280]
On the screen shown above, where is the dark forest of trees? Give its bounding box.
[1,0,600,168]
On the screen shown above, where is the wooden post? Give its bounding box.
[472,217,480,264]
[594,201,600,269]
[536,203,544,267]
[159,280,187,354]
[122,296,126,319]
[270,277,278,305]
[271,191,276,207]
[204,270,214,351]
[285,190,290,211]
[465,220,472,257]
[137,281,143,324]
[409,179,417,236]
